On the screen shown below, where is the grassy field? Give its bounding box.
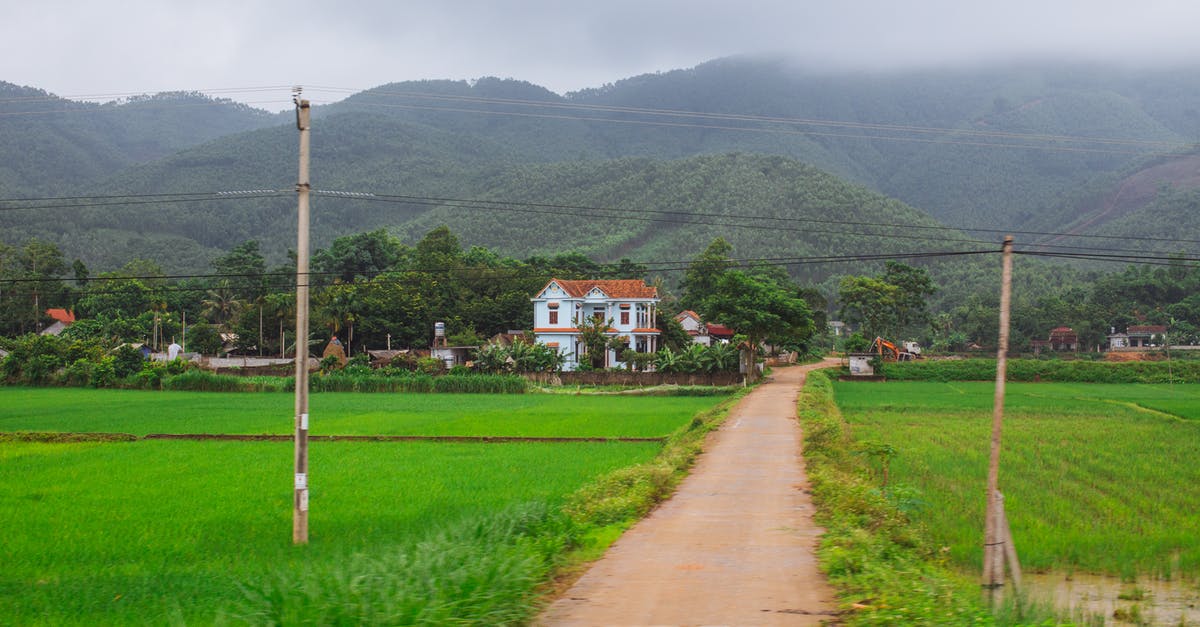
[832,380,1200,579]
[0,387,719,438]
[0,389,731,624]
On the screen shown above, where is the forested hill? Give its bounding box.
[0,82,277,195]
[317,58,1200,229]
[4,57,1200,271]
[394,153,957,280]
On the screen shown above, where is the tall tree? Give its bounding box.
[701,270,813,381]
[313,229,407,283]
[211,240,266,300]
[680,237,734,312]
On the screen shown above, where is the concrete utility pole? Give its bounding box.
[292,89,312,545]
[983,235,1014,601]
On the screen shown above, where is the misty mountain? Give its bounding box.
[0,82,277,195]
[2,57,1199,273]
[311,58,1200,228]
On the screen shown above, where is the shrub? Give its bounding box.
[388,352,421,371]
[318,354,342,374]
[134,363,166,390]
[90,357,117,388]
[432,374,527,394]
[111,344,146,379]
[161,370,243,392]
[1,334,69,383]
[62,358,94,387]
[417,357,445,376]
[186,323,223,356]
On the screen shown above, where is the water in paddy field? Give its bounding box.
[1021,572,1200,625]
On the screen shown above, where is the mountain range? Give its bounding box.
[2,56,1198,276]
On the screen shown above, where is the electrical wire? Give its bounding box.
[310,85,1180,149]
[0,249,995,299]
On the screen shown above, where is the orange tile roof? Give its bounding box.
[45,308,75,324]
[706,323,735,336]
[541,278,658,299]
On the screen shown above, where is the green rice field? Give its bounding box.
[0,387,717,438]
[832,380,1200,580]
[0,389,728,624]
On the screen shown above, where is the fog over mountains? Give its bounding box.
[2,56,1198,274]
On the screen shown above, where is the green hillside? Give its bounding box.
[396,153,957,281]
[0,82,276,196]
[311,58,1199,229]
[3,57,1200,274]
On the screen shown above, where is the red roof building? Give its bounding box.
[532,278,661,370]
[46,308,76,324]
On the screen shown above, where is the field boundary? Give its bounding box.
[0,431,666,444]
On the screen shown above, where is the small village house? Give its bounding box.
[674,310,735,346]
[532,278,660,371]
[1031,326,1079,353]
[40,308,75,336]
[1123,324,1167,348]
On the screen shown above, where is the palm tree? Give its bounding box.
[201,280,243,329]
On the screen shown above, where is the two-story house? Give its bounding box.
[532,278,660,371]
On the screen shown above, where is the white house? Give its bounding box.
[675,310,711,346]
[675,310,735,346]
[532,278,660,371]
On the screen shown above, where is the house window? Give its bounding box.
[549,310,558,324]
[620,311,629,325]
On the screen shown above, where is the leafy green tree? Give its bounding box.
[680,237,733,312]
[577,315,615,369]
[701,270,813,381]
[838,262,935,341]
[186,323,223,355]
[658,315,693,352]
[313,229,408,282]
[838,276,903,340]
[881,262,936,331]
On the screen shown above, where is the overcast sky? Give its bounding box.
[5,0,1200,111]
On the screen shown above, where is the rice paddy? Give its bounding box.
[0,388,729,624]
[831,380,1200,580]
[0,387,717,438]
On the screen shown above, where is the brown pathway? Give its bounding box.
[538,360,839,626]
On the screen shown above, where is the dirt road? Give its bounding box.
[538,360,839,626]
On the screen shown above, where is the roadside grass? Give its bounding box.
[832,379,1200,579]
[800,370,998,624]
[0,387,723,438]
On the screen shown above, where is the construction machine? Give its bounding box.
[871,337,920,361]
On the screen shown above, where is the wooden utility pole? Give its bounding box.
[292,89,312,545]
[983,235,1014,601]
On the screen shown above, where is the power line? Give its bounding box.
[5,83,1193,159]
[0,191,287,212]
[0,249,995,299]
[315,192,1003,247]
[2,184,1194,258]
[315,189,1200,251]
[308,85,1183,149]
[341,100,1191,158]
